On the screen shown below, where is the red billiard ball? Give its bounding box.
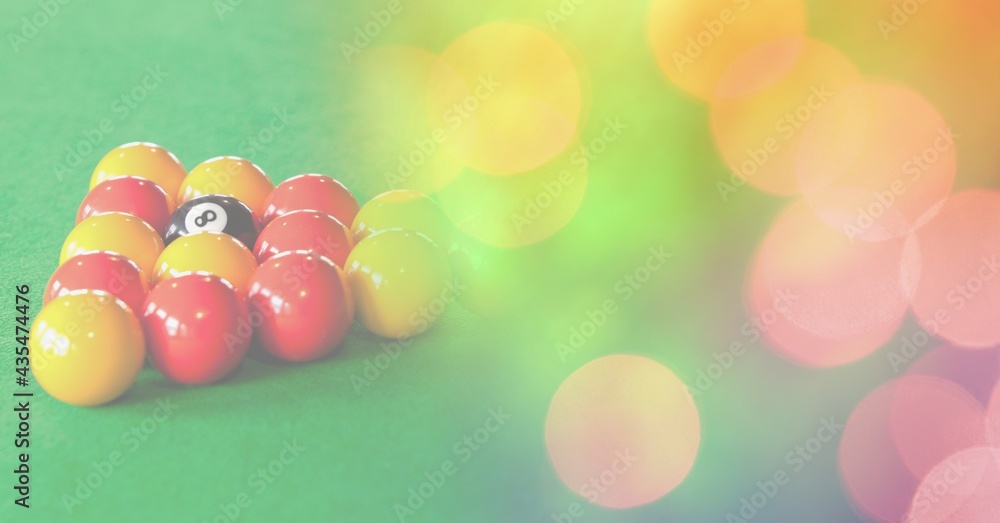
[141,273,250,384]
[253,210,354,267]
[260,174,360,229]
[44,251,148,314]
[247,251,353,362]
[78,176,175,235]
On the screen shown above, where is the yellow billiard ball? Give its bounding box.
[352,190,453,249]
[91,142,187,198]
[29,291,145,406]
[152,231,258,294]
[60,212,164,280]
[345,229,453,339]
[177,156,274,218]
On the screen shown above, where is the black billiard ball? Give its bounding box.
[164,194,261,248]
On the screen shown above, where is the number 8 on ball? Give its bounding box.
[165,195,261,248]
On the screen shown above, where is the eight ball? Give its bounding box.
[165,194,261,248]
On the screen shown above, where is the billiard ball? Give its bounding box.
[345,229,452,338]
[165,194,261,248]
[177,156,274,218]
[60,212,164,280]
[45,251,148,314]
[152,231,258,294]
[352,190,453,249]
[247,251,353,362]
[142,273,250,384]
[78,176,175,235]
[253,210,353,267]
[29,290,145,406]
[260,173,360,228]
[91,142,187,198]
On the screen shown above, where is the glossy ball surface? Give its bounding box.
[253,210,353,267]
[352,190,453,249]
[29,291,145,406]
[247,252,353,362]
[60,212,164,280]
[45,251,148,314]
[177,156,274,218]
[90,142,187,198]
[152,232,258,294]
[260,174,360,228]
[345,229,453,338]
[142,274,250,384]
[165,194,261,248]
[78,176,175,235]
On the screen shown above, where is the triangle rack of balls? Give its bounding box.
[29,142,460,406]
